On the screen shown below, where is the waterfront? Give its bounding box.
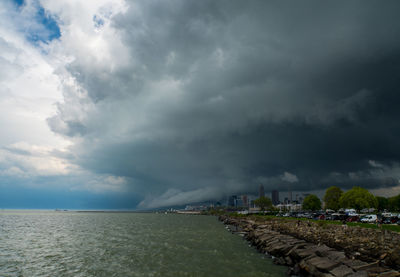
[221,214,400,276]
[0,211,286,277]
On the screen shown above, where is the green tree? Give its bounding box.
[376,196,389,211]
[302,194,322,211]
[254,196,272,212]
[323,186,343,211]
[388,194,400,212]
[339,186,378,211]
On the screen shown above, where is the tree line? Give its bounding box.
[321,186,400,212]
[254,186,400,212]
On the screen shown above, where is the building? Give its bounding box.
[241,195,248,207]
[259,184,265,198]
[271,190,279,205]
[247,195,257,208]
[228,195,238,207]
[276,203,302,212]
[235,197,244,207]
[284,197,289,204]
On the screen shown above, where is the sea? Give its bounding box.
[0,211,287,277]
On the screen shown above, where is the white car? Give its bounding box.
[360,214,377,223]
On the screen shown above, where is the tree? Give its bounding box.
[254,196,272,212]
[302,194,322,211]
[323,186,343,211]
[376,196,389,211]
[339,186,378,211]
[388,194,400,212]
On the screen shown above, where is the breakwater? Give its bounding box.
[219,215,400,276]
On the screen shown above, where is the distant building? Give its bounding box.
[271,190,279,205]
[242,195,248,207]
[259,184,265,198]
[247,195,257,208]
[276,203,302,212]
[184,205,207,211]
[228,195,238,207]
[288,190,292,203]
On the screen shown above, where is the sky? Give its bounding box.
[1,0,400,209]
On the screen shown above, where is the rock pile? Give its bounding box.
[219,215,400,277]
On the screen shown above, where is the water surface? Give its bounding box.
[0,211,286,277]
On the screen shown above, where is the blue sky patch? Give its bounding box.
[12,0,24,7]
[30,4,61,43]
[11,0,61,44]
[93,15,105,28]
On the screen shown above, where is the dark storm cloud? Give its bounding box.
[49,0,400,207]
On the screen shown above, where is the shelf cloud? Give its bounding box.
[2,0,400,208]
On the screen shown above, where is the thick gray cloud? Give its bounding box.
[48,0,400,208]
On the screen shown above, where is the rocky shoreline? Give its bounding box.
[219,215,400,277]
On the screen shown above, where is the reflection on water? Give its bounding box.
[0,211,286,277]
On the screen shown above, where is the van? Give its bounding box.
[360,214,377,223]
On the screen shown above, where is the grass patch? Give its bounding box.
[347,222,378,229]
[381,224,400,232]
[346,222,400,232]
[229,213,400,232]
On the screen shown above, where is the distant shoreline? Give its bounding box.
[0,209,149,213]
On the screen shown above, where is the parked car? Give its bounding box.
[324,214,333,220]
[331,213,347,221]
[346,215,359,222]
[312,213,322,220]
[345,209,357,216]
[381,212,394,218]
[381,216,398,224]
[289,212,298,218]
[302,213,312,219]
[382,217,392,224]
[360,214,377,223]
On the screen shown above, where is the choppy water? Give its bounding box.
[0,211,286,277]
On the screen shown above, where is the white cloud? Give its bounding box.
[369,160,384,168]
[281,172,299,183]
[0,142,72,177]
[72,174,129,193]
[0,3,67,148]
[138,187,222,209]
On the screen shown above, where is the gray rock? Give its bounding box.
[306,256,341,272]
[379,271,400,277]
[329,265,354,277]
[347,271,368,277]
[352,261,380,271]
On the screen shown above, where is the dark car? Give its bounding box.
[331,213,347,221]
[324,214,333,220]
[382,217,398,224]
[312,213,322,220]
[346,216,359,222]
